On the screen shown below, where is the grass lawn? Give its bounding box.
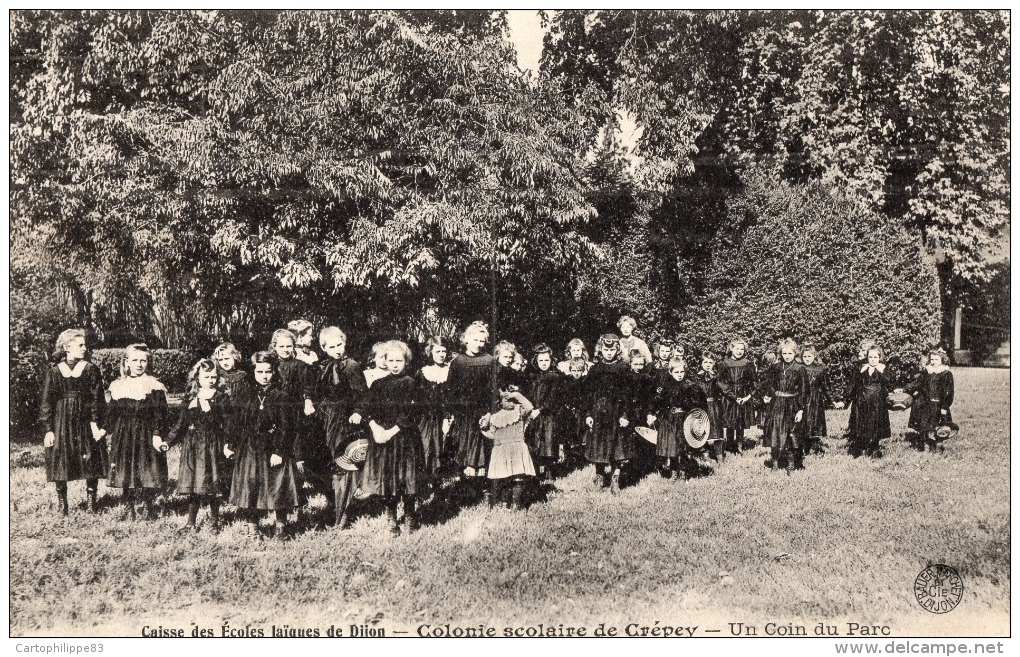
[9,367,1009,637]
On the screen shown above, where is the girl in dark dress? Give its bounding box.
[757,350,778,436]
[717,338,756,457]
[494,341,525,392]
[559,357,589,459]
[39,328,108,515]
[902,347,955,451]
[448,322,495,494]
[361,341,425,536]
[583,334,631,494]
[106,344,170,520]
[650,340,674,382]
[799,345,842,456]
[755,339,807,473]
[525,344,566,479]
[272,328,329,513]
[316,326,366,528]
[415,337,452,488]
[557,340,591,450]
[167,359,227,532]
[557,339,592,376]
[212,342,250,497]
[288,319,320,367]
[846,345,893,458]
[694,352,725,463]
[651,357,708,480]
[227,351,304,537]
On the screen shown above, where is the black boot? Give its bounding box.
[511,480,525,510]
[86,479,98,514]
[122,489,136,520]
[403,495,418,533]
[489,480,502,509]
[333,473,353,528]
[143,492,158,520]
[56,483,69,517]
[385,499,400,536]
[185,497,200,531]
[209,497,221,533]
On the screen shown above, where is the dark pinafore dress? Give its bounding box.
[906,368,954,435]
[801,363,834,439]
[360,374,425,497]
[39,361,109,482]
[228,385,305,510]
[847,365,893,453]
[757,361,807,460]
[106,375,170,490]
[717,357,756,431]
[583,360,632,465]
[167,391,227,496]
[415,365,451,476]
[447,353,496,471]
[653,376,709,460]
[525,368,565,462]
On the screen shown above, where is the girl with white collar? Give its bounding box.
[902,348,955,450]
[106,343,170,520]
[39,329,109,515]
[845,344,893,458]
[167,359,227,532]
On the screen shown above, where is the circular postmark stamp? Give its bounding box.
[914,564,964,614]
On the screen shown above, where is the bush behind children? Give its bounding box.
[37,316,955,537]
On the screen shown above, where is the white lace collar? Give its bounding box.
[860,363,886,374]
[926,364,950,374]
[189,387,217,411]
[420,364,449,384]
[109,375,166,401]
[57,361,88,378]
[488,406,524,429]
[296,349,319,365]
[365,368,389,388]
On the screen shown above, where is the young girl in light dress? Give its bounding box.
[482,386,535,510]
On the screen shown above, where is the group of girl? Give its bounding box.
[38,316,955,536]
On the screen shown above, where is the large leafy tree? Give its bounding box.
[11,10,599,347]
[543,10,1009,288]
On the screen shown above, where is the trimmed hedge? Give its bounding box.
[91,348,196,394]
[660,167,942,397]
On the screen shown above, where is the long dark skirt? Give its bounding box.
[526,413,561,460]
[655,414,685,459]
[721,397,755,430]
[108,429,168,490]
[177,432,224,496]
[585,410,635,464]
[418,410,447,476]
[47,397,109,482]
[453,408,490,471]
[849,384,891,448]
[362,429,425,497]
[763,395,801,458]
[229,447,305,510]
[908,401,950,435]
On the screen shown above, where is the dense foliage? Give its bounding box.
[10,10,1007,436]
[667,167,942,390]
[543,10,1010,284]
[10,10,599,349]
